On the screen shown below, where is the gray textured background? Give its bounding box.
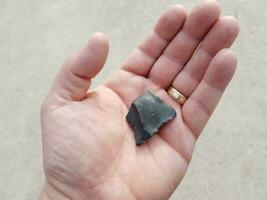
[0,0,266,199]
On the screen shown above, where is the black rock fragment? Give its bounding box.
[126,91,176,146]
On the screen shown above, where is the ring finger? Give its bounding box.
[171,16,239,98]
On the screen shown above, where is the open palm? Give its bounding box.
[41,1,239,200]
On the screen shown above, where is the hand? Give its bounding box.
[41,1,239,200]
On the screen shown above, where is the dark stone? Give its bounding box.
[126,91,176,146]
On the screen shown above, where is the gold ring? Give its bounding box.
[167,86,187,105]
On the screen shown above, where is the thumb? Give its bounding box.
[50,32,109,101]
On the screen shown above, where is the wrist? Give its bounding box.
[40,178,137,200]
[39,180,71,200]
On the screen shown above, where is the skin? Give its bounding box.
[41,1,239,200]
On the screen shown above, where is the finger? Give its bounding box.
[182,49,237,137]
[172,16,239,97]
[50,33,109,101]
[148,0,221,88]
[121,5,187,76]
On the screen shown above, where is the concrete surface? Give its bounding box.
[0,0,266,199]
